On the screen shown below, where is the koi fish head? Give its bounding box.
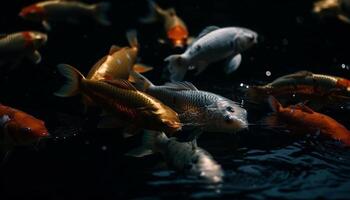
[210,99,248,133]
[27,31,48,49]
[19,4,45,21]
[7,112,49,144]
[235,28,258,53]
[337,78,350,92]
[167,25,189,48]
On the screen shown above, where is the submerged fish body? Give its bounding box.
[0,104,49,147]
[19,0,111,30]
[127,131,224,183]
[140,0,189,48]
[131,72,248,133]
[0,31,47,65]
[55,64,181,135]
[265,96,350,146]
[247,71,350,106]
[165,26,258,81]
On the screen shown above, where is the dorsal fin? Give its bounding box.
[295,103,314,114]
[109,45,122,55]
[104,79,137,91]
[163,82,198,91]
[126,30,138,48]
[197,26,220,39]
[290,71,313,78]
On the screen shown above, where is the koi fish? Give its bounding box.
[313,0,350,24]
[54,64,181,135]
[87,30,152,82]
[247,71,350,107]
[165,26,258,81]
[19,0,111,31]
[140,0,190,48]
[130,71,248,135]
[127,130,224,183]
[0,104,49,149]
[264,96,350,146]
[84,30,153,107]
[0,31,47,66]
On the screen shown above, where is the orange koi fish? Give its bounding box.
[140,0,190,48]
[265,96,350,146]
[0,104,49,148]
[247,71,350,107]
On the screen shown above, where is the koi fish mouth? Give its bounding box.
[164,120,182,133]
[40,131,50,137]
[172,39,186,48]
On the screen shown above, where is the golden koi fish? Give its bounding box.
[55,64,181,135]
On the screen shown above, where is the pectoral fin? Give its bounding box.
[123,125,141,138]
[224,54,242,74]
[42,20,51,31]
[27,50,42,64]
[186,36,195,46]
[338,14,350,24]
[133,63,153,73]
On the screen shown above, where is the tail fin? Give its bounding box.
[54,64,85,97]
[125,131,167,157]
[129,70,154,91]
[126,29,138,49]
[93,2,111,26]
[139,0,160,23]
[164,55,188,82]
[268,96,282,112]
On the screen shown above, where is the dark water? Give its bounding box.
[1,0,350,199]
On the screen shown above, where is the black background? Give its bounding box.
[1,0,350,199]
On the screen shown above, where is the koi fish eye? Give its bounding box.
[226,106,235,112]
[22,127,32,133]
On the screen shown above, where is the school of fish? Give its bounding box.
[0,0,348,185]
